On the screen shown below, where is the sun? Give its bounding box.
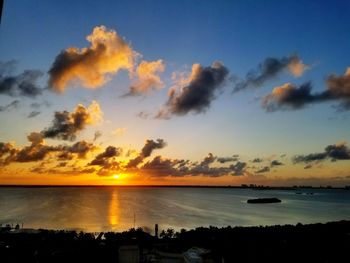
[113,174,120,179]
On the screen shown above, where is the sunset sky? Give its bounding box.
[0,0,350,186]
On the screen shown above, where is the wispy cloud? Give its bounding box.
[233,55,308,92]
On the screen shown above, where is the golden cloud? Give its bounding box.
[48,26,138,93]
[128,59,165,95]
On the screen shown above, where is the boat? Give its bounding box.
[247,197,281,204]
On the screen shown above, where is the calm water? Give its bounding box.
[0,187,349,233]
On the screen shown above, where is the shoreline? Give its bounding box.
[1,219,349,234]
[1,220,349,262]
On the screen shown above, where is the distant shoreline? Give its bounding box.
[0,184,348,190]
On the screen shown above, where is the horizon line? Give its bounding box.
[0,184,347,189]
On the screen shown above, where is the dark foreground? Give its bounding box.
[1,221,349,263]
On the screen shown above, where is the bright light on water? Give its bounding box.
[0,187,349,233]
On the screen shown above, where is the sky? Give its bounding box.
[0,0,350,186]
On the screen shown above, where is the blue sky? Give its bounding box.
[0,0,349,185]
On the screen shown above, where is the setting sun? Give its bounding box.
[113,174,120,179]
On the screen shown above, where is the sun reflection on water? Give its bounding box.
[108,190,120,226]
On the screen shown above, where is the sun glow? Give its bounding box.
[113,174,120,179]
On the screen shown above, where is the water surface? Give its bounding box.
[0,187,349,232]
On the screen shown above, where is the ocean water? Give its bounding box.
[0,187,349,233]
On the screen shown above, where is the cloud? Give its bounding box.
[137,111,151,119]
[157,62,229,118]
[93,131,102,141]
[140,156,189,177]
[139,155,247,177]
[262,82,327,111]
[127,60,165,95]
[229,161,247,176]
[126,139,167,168]
[0,61,44,97]
[293,142,350,164]
[89,145,122,167]
[0,142,17,166]
[255,166,270,173]
[112,127,126,137]
[28,111,41,118]
[233,55,308,92]
[30,101,51,109]
[58,140,95,160]
[217,156,238,163]
[41,101,102,141]
[1,132,96,165]
[0,100,20,112]
[200,153,216,166]
[262,67,350,112]
[270,160,283,167]
[15,132,59,162]
[48,26,137,93]
[251,158,263,163]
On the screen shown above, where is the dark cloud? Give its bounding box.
[255,166,270,173]
[93,131,102,142]
[141,156,190,177]
[141,139,167,158]
[293,142,350,164]
[293,152,328,163]
[30,101,51,109]
[217,156,238,163]
[140,155,247,177]
[28,111,41,118]
[89,146,122,167]
[262,68,350,112]
[229,161,247,176]
[157,62,229,118]
[262,82,329,111]
[0,100,20,112]
[126,139,167,168]
[59,140,95,160]
[233,55,308,92]
[251,158,263,163]
[15,133,59,162]
[200,153,216,166]
[41,101,101,141]
[1,132,96,164]
[270,160,283,167]
[304,164,312,169]
[0,142,17,166]
[0,61,44,97]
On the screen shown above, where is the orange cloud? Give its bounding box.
[48,26,137,93]
[287,57,309,77]
[128,59,165,95]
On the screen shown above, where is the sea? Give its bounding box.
[0,187,349,233]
